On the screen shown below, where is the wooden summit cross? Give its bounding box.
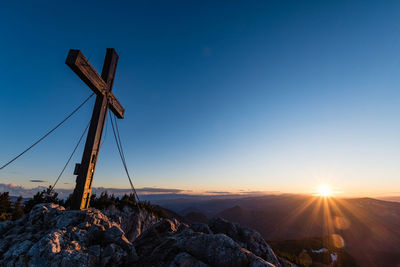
[65,48,124,210]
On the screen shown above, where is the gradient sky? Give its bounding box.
[1,0,400,197]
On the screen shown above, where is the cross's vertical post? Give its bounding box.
[66,48,124,210]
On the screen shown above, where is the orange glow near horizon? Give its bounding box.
[271,189,394,266]
[275,195,349,254]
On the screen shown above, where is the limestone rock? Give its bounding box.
[209,217,281,266]
[0,203,292,267]
[133,218,279,267]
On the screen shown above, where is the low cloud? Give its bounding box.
[137,187,184,194]
[29,179,47,183]
[0,183,280,201]
[0,183,48,198]
[0,183,188,199]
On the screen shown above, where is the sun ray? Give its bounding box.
[270,196,319,237]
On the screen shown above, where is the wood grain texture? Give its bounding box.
[65,50,107,96]
[66,49,124,118]
[108,93,125,118]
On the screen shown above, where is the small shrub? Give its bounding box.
[24,186,63,212]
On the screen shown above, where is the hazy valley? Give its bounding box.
[156,194,400,266]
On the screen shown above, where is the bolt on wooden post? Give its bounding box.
[65,48,124,210]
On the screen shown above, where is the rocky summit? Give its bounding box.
[0,203,292,267]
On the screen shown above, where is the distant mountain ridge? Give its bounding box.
[158,194,400,267]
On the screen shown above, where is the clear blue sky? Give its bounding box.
[1,0,399,196]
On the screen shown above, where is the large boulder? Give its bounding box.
[209,217,281,266]
[102,205,159,241]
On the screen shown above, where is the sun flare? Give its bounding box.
[317,184,333,197]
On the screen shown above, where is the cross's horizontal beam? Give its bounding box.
[66,50,107,95]
[66,49,124,118]
[108,93,124,119]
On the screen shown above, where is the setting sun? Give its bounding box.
[317,184,333,197]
